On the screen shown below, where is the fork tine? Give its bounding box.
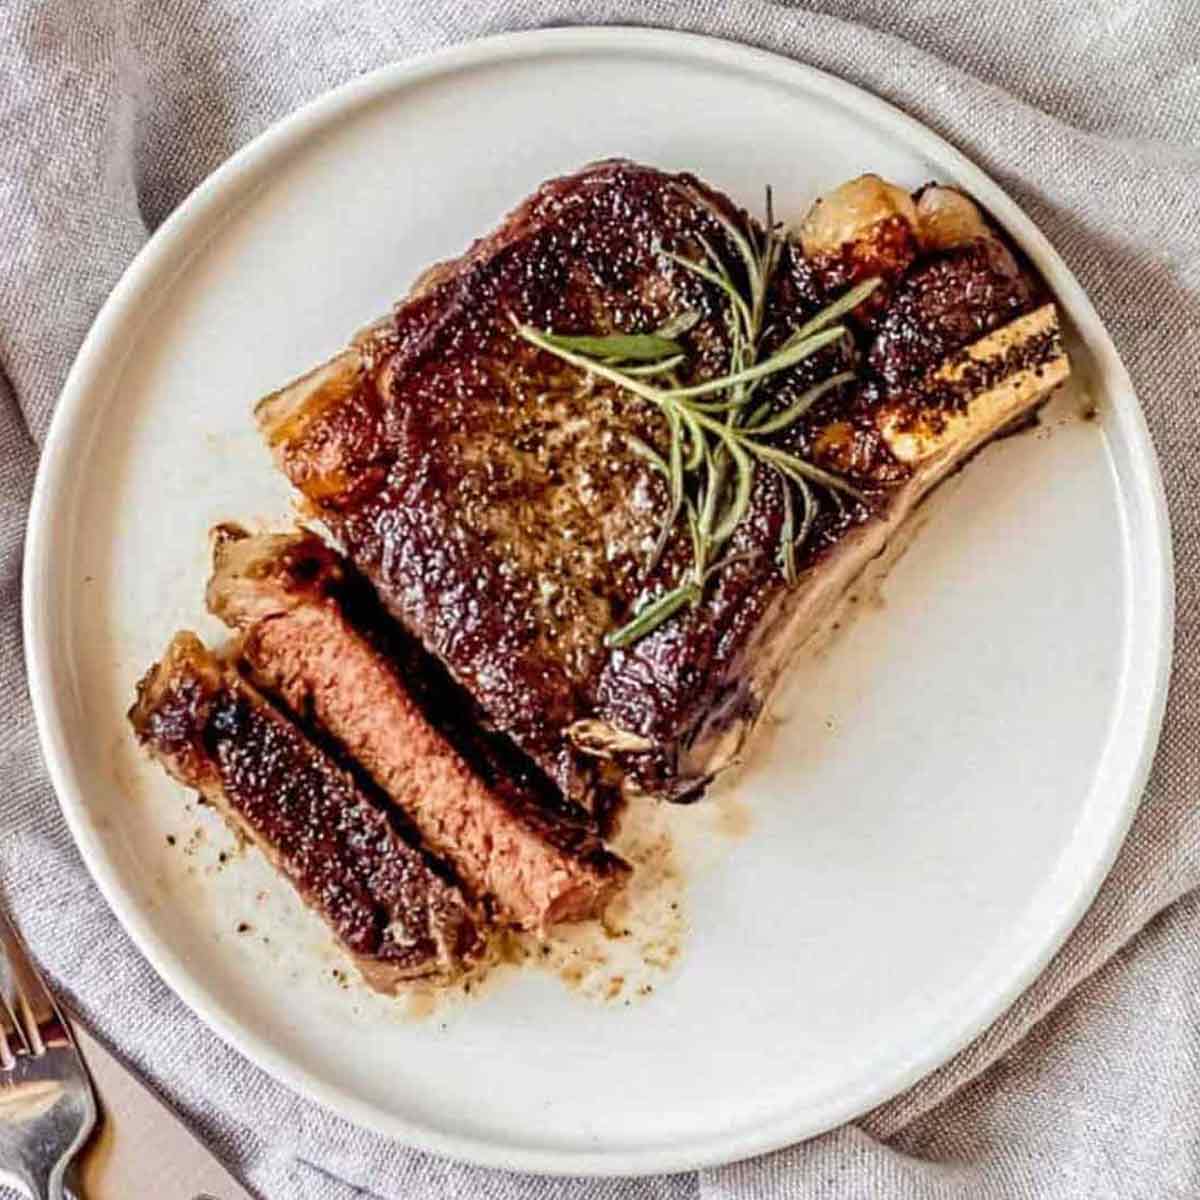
[0,953,33,1063]
[0,908,65,1061]
[19,990,46,1056]
[0,997,16,1067]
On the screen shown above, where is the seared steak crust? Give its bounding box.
[260,162,867,799]
[128,633,486,988]
[258,160,1052,802]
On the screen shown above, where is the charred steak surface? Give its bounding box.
[258,161,1060,803]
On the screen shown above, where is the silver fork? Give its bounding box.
[0,906,96,1200]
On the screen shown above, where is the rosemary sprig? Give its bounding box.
[512,187,880,648]
[602,580,700,647]
[539,331,684,362]
[516,321,848,412]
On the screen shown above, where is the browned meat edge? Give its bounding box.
[205,527,630,931]
[128,632,487,990]
[255,161,1067,806]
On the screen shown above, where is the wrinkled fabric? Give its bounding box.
[1,3,1197,1197]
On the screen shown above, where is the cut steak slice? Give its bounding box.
[256,160,1069,804]
[206,527,629,930]
[128,632,487,989]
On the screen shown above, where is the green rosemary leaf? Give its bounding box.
[624,434,669,476]
[666,407,685,519]
[711,435,754,546]
[781,276,883,351]
[605,583,699,648]
[686,502,705,575]
[540,330,684,362]
[621,354,687,377]
[702,548,763,582]
[746,187,781,342]
[744,396,774,426]
[655,310,701,338]
[696,438,723,542]
[646,412,687,576]
[677,404,706,472]
[666,325,846,400]
[728,299,745,375]
[663,249,754,334]
[695,230,728,274]
[778,469,797,586]
[793,471,817,551]
[761,186,776,260]
[761,443,865,500]
[748,371,855,436]
[649,505,677,575]
[675,184,761,298]
[513,322,665,403]
[684,393,760,414]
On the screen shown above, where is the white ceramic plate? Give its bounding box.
[25,27,1172,1176]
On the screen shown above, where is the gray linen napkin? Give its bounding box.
[2,2,1198,1197]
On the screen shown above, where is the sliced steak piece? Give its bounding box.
[206,528,629,930]
[255,159,1068,803]
[128,632,486,989]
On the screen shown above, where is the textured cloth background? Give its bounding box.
[2,2,1198,1197]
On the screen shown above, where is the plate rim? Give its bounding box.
[22,24,1175,1176]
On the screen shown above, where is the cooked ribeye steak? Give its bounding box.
[128,633,486,989]
[257,160,1068,803]
[206,527,629,930]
